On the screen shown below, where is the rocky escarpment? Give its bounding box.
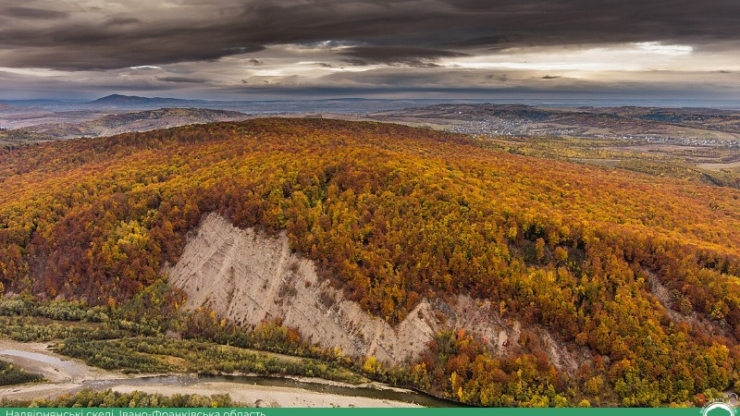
[168,213,582,371]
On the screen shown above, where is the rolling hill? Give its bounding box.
[0,118,739,406]
[88,94,206,107]
[372,104,740,143]
[21,107,248,139]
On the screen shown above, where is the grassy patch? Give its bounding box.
[54,336,366,384]
[1,388,240,408]
[0,359,43,386]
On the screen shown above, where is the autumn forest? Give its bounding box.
[1,118,740,406]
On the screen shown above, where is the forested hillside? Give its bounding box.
[1,119,740,406]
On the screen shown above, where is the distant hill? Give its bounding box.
[89,94,206,107]
[22,107,248,139]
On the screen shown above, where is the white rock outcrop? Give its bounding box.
[168,213,582,371]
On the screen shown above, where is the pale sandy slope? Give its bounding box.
[168,213,584,372]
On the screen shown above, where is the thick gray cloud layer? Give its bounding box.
[0,0,738,99]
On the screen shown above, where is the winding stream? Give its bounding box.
[1,343,460,407]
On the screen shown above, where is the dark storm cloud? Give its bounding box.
[157,76,210,84]
[447,35,511,48]
[0,21,265,70]
[340,47,467,66]
[1,0,738,72]
[104,17,142,26]
[1,6,68,19]
[239,0,740,49]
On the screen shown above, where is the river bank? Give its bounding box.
[0,339,432,407]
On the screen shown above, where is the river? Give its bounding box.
[0,340,459,407]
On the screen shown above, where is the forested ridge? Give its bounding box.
[1,118,740,406]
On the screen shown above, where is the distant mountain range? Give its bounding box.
[89,94,207,107]
[23,107,248,139]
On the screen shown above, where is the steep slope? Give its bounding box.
[1,118,740,405]
[168,213,438,363]
[168,213,581,370]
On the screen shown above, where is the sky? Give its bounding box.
[0,0,739,101]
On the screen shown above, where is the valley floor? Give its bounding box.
[0,339,421,408]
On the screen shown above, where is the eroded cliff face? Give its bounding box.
[168,213,582,371]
